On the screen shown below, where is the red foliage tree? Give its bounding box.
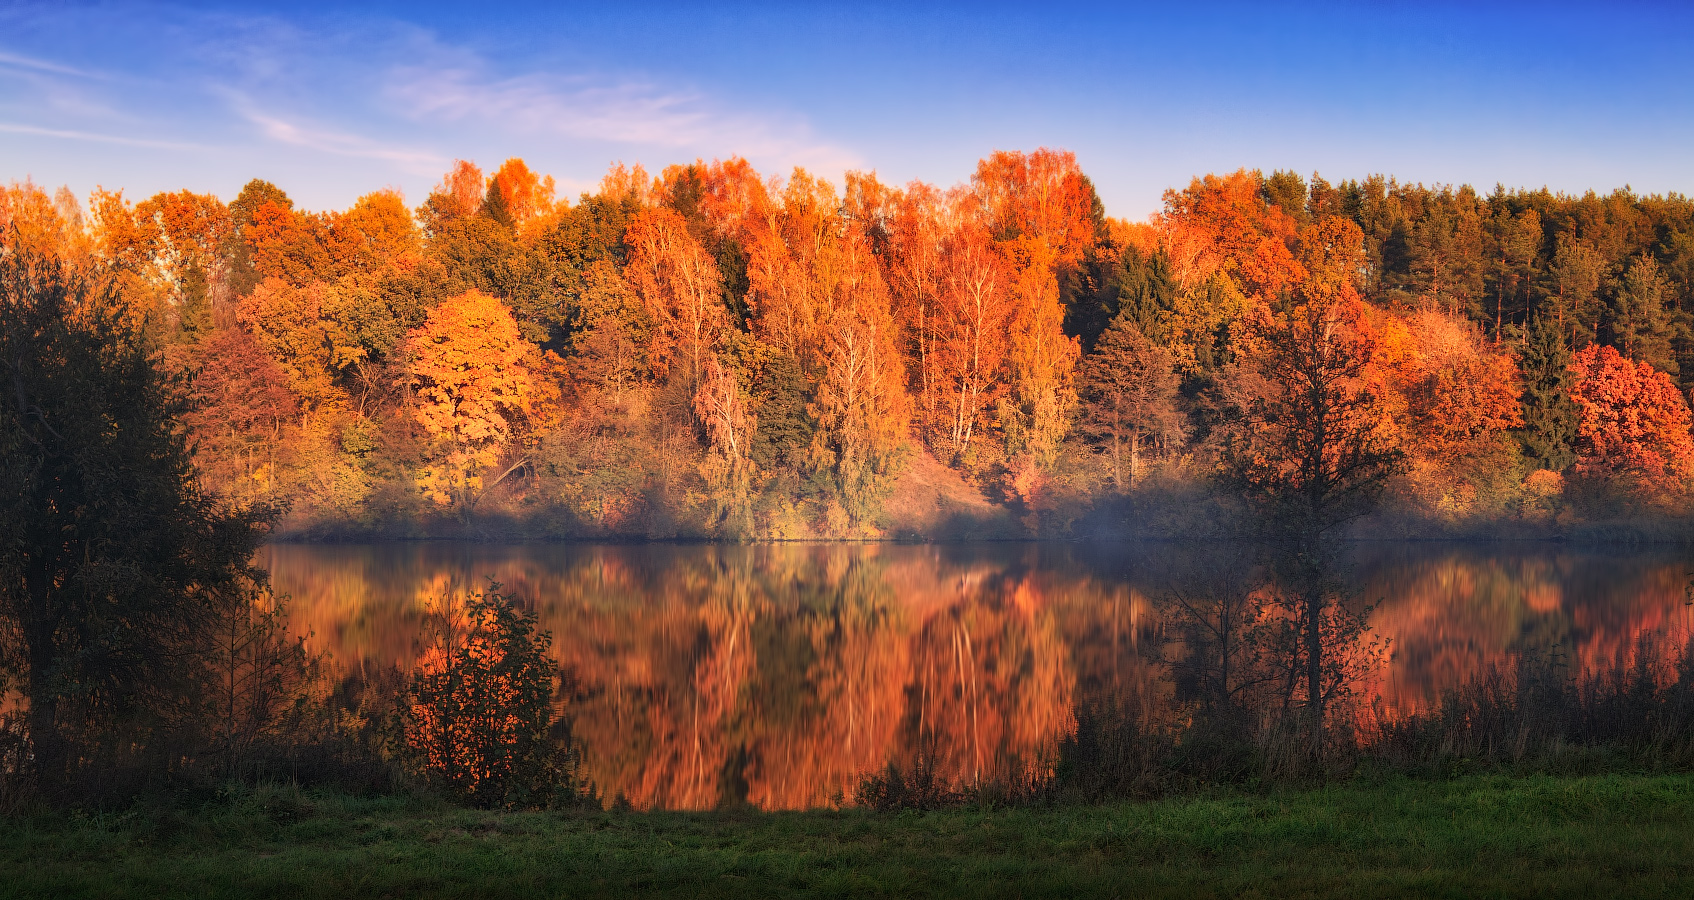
[184,327,299,500]
[1568,343,1694,494]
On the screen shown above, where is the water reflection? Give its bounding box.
[259,542,1693,809]
[1349,544,1694,706]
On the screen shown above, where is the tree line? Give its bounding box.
[3,155,1693,540]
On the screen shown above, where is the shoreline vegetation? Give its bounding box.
[261,520,1694,544]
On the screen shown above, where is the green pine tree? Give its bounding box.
[1516,315,1579,472]
[1607,253,1680,377]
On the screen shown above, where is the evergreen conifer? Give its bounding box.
[1517,315,1579,472]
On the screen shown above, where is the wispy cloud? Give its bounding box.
[0,49,98,78]
[223,92,446,173]
[0,3,868,206]
[0,43,148,124]
[389,67,713,146]
[0,121,208,151]
[383,60,862,175]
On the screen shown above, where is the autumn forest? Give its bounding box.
[13,142,1694,898]
[4,150,1694,541]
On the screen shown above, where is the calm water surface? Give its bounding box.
[259,541,1694,810]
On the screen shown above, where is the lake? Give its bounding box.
[260,541,1694,809]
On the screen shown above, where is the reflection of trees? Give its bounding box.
[1354,545,1694,710]
[550,547,1083,810]
[899,576,1075,789]
[269,544,1088,809]
[263,541,1694,808]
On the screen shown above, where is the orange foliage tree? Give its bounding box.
[745,169,910,528]
[486,157,560,233]
[131,189,230,333]
[50,185,232,337]
[1,180,91,261]
[1375,311,1522,458]
[238,277,339,407]
[1145,170,1307,374]
[1568,343,1694,496]
[246,199,331,287]
[880,180,949,430]
[622,206,728,386]
[323,189,420,277]
[1363,308,1522,518]
[404,291,535,510]
[1157,169,1304,298]
[422,159,487,226]
[971,150,1092,466]
[932,218,1011,459]
[745,171,836,358]
[972,148,1098,265]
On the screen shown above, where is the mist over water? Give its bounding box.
[259,541,1694,809]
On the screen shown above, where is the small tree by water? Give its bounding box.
[201,584,324,781]
[399,586,576,808]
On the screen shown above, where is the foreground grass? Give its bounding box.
[5,774,1694,899]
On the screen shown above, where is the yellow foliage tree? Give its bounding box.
[404,291,535,510]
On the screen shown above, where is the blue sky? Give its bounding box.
[2,1,1690,218]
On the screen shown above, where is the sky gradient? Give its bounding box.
[2,1,1691,219]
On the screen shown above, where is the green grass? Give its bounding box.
[5,774,1694,898]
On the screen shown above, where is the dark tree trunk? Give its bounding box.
[24,561,66,792]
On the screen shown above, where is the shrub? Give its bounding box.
[398,586,578,808]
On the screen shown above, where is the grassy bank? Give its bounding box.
[5,774,1694,898]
